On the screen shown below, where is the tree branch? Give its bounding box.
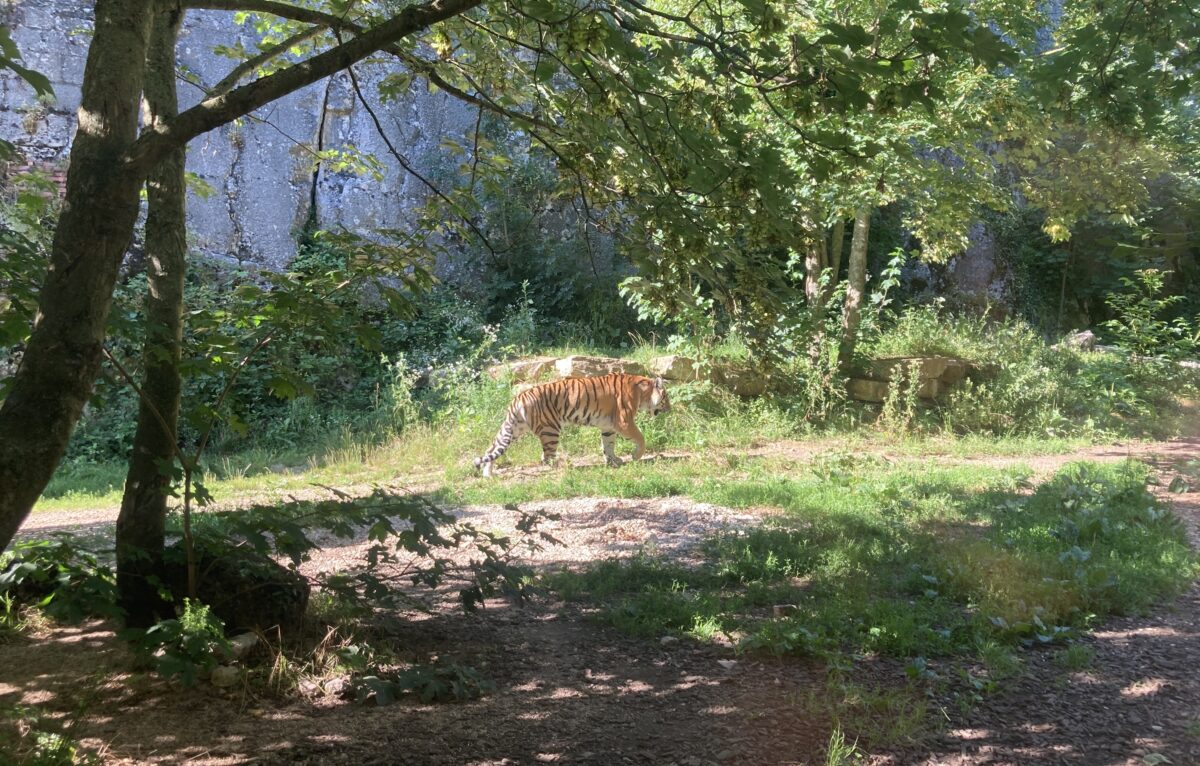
[180,0,357,28]
[342,54,501,257]
[210,26,327,98]
[127,0,482,175]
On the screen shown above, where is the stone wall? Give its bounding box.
[0,2,477,270]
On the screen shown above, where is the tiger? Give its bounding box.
[474,373,671,477]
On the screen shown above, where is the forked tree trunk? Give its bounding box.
[838,207,872,367]
[0,0,153,551]
[807,218,847,363]
[116,7,186,627]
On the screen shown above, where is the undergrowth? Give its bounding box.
[39,289,1200,512]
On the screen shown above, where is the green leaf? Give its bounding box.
[0,26,53,96]
[822,22,873,49]
[533,57,557,83]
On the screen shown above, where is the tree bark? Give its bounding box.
[0,0,153,552]
[116,7,186,627]
[803,234,826,307]
[839,207,872,368]
[823,218,846,307]
[0,0,481,553]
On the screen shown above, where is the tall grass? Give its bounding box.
[860,305,1199,439]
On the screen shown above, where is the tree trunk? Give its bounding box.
[823,218,846,307]
[0,0,476,553]
[116,7,186,627]
[839,207,872,368]
[805,235,829,310]
[0,0,152,552]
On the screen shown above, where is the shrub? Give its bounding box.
[130,599,232,687]
[0,536,119,622]
[1103,268,1198,359]
[862,305,1198,438]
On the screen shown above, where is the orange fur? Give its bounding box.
[474,373,671,476]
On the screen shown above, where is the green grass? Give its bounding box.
[1054,643,1096,670]
[39,313,1199,513]
[38,354,1109,514]
[537,459,1194,662]
[496,456,1194,749]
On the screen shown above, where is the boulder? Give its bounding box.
[224,632,260,661]
[648,355,701,382]
[1057,330,1097,351]
[554,355,647,378]
[939,358,968,385]
[869,356,949,381]
[487,356,557,381]
[711,366,768,397]
[163,542,310,637]
[916,378,940,399]
[210,665,241,688]
[848,378,889,403]
[848,377,940,402]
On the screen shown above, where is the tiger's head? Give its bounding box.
[648,376,671,416]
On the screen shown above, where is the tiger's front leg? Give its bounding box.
[600,431,622,466]
[617,423,646,462]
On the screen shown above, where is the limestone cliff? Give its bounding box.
[0,3,476,269]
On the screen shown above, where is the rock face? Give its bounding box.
[0,2,476,270]
[942,222,1012,311]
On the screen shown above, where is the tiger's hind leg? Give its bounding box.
[600,430,621,466]
[538,427,562,467]
[476,414,526,477]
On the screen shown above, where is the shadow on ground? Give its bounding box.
[0,602,832,765]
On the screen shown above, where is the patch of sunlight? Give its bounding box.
[1121,678,1169,698]
[947,728,992,741]
[619,680,654,694]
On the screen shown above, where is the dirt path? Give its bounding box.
[4,439,1200,765]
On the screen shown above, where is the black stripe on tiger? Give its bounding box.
[474,373,671,477]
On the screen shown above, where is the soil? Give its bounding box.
[3,439,1200,766]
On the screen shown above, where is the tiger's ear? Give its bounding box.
[654,376,665,390]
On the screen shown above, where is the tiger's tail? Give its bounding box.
[475,406,522,477]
